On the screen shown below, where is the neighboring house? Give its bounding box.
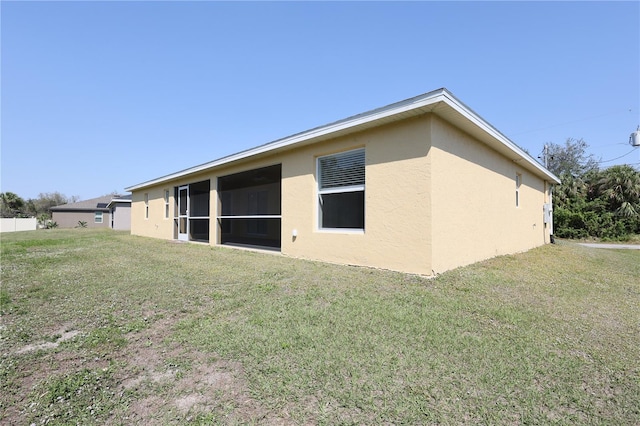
[107,195,132,230]
[51,195,131,230]
[125,88,560,275]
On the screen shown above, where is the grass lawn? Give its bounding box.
[1,229,638,425]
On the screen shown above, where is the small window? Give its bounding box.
[94,211,103,223]
[515,173,522,207]
[164,190,170,219]
[144,193,149,219]
[317,148,365,230]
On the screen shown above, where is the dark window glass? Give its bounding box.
[320,191,364,229]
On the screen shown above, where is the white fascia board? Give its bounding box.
[106,198,132,208]
[125,90,447,192]
[125,88,559,191]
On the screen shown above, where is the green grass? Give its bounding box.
[27,364,128,425]
[1,229,638,424]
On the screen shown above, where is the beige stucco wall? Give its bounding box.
[281,116,432,275]
[129,112,552,276]
[429,116,550,273]
[130,117,433,275]
[131,187,170,238]
[130,174,210,240]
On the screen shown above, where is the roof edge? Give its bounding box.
[126,88,559,191]
[125,88,448,192]
[106,198,132,208]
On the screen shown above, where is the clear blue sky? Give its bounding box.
[2,1,639,201]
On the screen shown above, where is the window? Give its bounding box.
[515,173,522,207]
[144,193,149,219]
[164,190,170,219]
[94,211,103,223]
[318,148,365,230]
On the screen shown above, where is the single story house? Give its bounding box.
[51,194,131,230]
[125,88,560,275]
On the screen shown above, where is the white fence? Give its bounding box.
[0,217,38,233]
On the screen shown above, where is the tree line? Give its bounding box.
[547,138,640,240]
[0,192,79,224]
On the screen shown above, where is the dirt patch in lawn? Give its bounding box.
[115,311,291,424]
[3,312,291,425]
[14,328,81,354]
[4,328,110,422]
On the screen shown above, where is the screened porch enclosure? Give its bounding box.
[218,164,282,249]
[174,180,210,243]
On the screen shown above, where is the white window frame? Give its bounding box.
[164,190,170,219]
[515,173,522,207]
[317,148,365,232]
[144,193,149,219]
[94,211,103,223]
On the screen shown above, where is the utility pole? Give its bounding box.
[539,144,549,168]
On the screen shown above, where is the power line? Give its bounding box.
[589,142,630,149]
[597,148,638,164]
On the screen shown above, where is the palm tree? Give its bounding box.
[597,165,640,217]
[0,192,26,217]
[555,172,587,208]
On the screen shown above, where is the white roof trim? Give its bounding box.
[106,198,132,208]
[126,88,559,192]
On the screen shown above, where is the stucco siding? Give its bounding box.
[127,89,559,275]
[128,110,553,275]
[130,118,433,274]
[430,116,548,273]
[132,186,174,239]
[281,116,432,275]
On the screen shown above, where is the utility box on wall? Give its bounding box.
[543,203,552,224]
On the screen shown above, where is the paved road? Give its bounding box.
[579,243,640,250]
